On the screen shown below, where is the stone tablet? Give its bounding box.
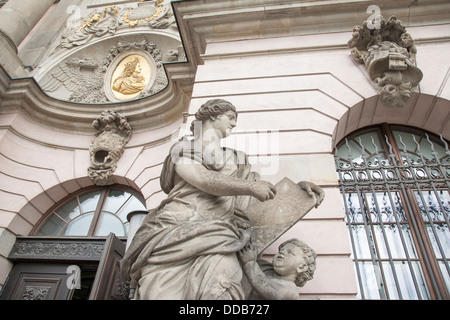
[245,177,317,253]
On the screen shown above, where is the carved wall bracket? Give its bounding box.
[88,110,132,186]
[348,15,423,108]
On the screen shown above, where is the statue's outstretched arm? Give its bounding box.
[175,160,277,202]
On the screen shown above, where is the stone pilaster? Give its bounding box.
[0,0,55,77]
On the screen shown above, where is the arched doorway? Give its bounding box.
[0,184,147,300]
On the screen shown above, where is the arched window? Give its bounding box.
[335,124,450,300]
[33,186,147,237]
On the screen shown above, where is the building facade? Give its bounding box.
[0,0,448,300]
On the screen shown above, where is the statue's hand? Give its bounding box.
[250,180,277,202]
[298,181,325,208]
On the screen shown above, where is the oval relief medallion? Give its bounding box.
[110,54,151,100]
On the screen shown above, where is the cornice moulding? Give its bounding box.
[173,0,450,64]
[0,62,193,134]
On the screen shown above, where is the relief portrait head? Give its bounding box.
[111,54,151,100]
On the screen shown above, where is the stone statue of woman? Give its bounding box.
[120,99,322,300]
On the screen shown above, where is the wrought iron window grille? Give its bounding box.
[335,126,450,300]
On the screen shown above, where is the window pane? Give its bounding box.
[426,225,450,260]
[336,131,386,165]
[116,195,147,222]
[412,261,432,299]
[102,189,130,213]
[351,225,373,260]
[56,198,80,222]
[358,261,382,299]
[63,212,94,236]
[384,261,430,300]
[94,212,125,237]
[37,214,66,236]
[79,190,102,214]
[393,130,450,164]
[439,261,450,293]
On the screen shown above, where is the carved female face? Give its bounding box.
[272,243,308,277]
[210,110,237,138]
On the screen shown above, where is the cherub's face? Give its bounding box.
[272,243,307,277]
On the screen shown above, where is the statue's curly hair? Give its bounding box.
[279,239,317,287]
[190,99,237,134]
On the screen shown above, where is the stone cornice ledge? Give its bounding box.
[0,62,194,134]
[173,0,450,64]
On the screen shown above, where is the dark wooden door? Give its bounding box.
[0,263,76,300]
[88,233,128,300]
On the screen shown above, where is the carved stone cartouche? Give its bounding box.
[348,15,423,108]
[88,110,131,185]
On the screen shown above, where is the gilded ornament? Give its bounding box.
[111,54,151,100]
[78,5,119,32]
[123,0,165,27]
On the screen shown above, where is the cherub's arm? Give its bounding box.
[239,244,298,300]
[239,244,279,299]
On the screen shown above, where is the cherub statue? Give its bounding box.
[239,238,317,300]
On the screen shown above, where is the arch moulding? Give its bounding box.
[9,176,142,237]
[332,93,450,146]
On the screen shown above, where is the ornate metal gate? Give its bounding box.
[335,126,450,300]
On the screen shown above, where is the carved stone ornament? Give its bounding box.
[40,57,108,103]
[123,0,175,28]
[348,15,423,107]
[103,40,167,101]
[58,1,176,51]
[88,110,132,186]
[60,5,122,49]
[40,40,169,103]
[9,239,105,261]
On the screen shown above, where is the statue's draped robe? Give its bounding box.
[120,139,258,299]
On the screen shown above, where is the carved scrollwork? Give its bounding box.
[23,286,50,300]
[123,0,175,29]
[11,241,104,260]
[114,276,131,300]
[348,15,423,108]
[88,110,132,186]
